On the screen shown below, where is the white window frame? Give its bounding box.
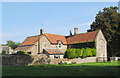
[58,41,62,49]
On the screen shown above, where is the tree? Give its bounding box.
[2,49,7,55]
[6,40,21,49]
[88,6,120,57]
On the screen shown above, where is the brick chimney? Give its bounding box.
[74,28,78,35]
[40,29,44,35]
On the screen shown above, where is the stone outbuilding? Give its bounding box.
[0,46,13,54]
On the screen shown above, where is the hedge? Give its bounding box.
[91,49,96,56]
[64,48,96,59]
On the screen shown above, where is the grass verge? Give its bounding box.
[2,61,120,76]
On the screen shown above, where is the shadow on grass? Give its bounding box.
[2,64,120,77]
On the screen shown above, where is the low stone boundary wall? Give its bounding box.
[49,58,69,64]
[75,57,96,64]
[2,55,98,66]
[50,57,97,64]
[2,54,49,66]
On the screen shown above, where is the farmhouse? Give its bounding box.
[14,28,107,59]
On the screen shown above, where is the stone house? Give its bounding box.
[0,46,13,54]
[14,28,107,60]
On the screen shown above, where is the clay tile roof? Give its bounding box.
[14,46,33,52]
[67,31,98,44]
[20,35,42,46]
[44,49,64,54]
[44,33,67,44]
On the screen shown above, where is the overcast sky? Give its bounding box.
[2,2,118,44]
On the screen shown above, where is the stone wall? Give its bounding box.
[40,35,67,53]
[2,55,98,66]
[96,30,107,58]
[2,54,49,66]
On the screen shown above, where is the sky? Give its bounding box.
[2,2,118,44]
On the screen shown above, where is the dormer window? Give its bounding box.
[58,43,62,48]
[57,40,62,49]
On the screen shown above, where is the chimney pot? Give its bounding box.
[69,30,72,36]
[40,29,44,35]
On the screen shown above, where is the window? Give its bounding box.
[43,43,47,48]
[27,52,31,54]
[58,43,62,48]
[44,44,47,47]
[54,55,60,58]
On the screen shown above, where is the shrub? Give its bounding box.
[60,62,67,65]
[71,62,76,64]
[65,48,76,59]
[88,51,93,57]
[85,48,89,57]
[65,49,71,59]
[75,49,81,58]
[80,48,84,57]
[86,48,93,57]
[14,50,29,55]
[71,48,76,58]
[81,49,87,58]
[64,50,68,58]
[91,49,96,56]
[64,48,96,59]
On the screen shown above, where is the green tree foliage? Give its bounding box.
[13,50,29,55]
[4,40,21,50]
[2,49,7,55]
[88,6,120,57]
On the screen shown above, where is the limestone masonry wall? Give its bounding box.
[2,55,97,66]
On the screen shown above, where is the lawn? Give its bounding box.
[2,61,120,76]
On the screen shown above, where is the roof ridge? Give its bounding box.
[67,30,98,44]
[27,35,41,38]
[44,33,65,36]
[76,30,98,35]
